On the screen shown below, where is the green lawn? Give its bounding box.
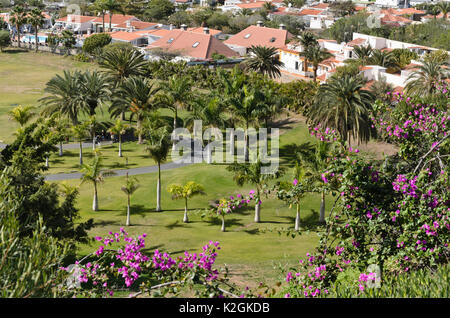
[0,48,94,143]
[46,142,156,174]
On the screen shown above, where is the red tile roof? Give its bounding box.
[109,31,147,42]
[224,25,291,49]
[114,21,158,30]
[381,14,412,24]
[56,15,96,23]
[92,14,139,25]
[298,9,323,16]
[147,29,237,60]
[346,38,366,47]
[311,3,329,9]
[186,27,222,36]
[236,1,267,9]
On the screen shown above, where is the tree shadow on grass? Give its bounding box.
[243,228,260,235]
[3,48,28,54]
[165,220,187,230]
[93,220,120,227]
[203,216,244,228]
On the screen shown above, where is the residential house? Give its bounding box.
[91,14,140,33]
[145,28,237,61]
[54,14,96,34]
[223,22,292,56]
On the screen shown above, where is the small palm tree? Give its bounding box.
[121,172,140,226]
[227,160,282,223]
[145,127,171,212]
[369,49,398,69]
[405,60,449,96]
[352,45,373,66]
[71,122,89,165]
[8,105,35,127]
[80,156,116,211]
[168,181,205,223]
[244,45,284,78]
[79,71,111,117]
[301,45,332,81]
[299,32,317,72]
[108,119,129,157]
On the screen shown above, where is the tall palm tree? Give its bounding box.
[227,160,282,223]
[108,119,129,157]
[301,45,332,82]
[405,60,449,96]
[298,32,317,72]
[91,0,107,32]
[71,122,89,165]
[244,45,284,78]
[9,5,27,48]
[112,76,161,144]
[437,1,450,19]
[159,75,192,149]
[104,0,124,32]
[308,75,375,147]
[145,127,171,212]
[80,156,116,211]
[40,70,84,125]
[121,172,140,226]
[79,71,111,117]
[28,8,44,52]
[167,181,205,223]
[49,114,70,157]
[86,116,106,151]
[8,105,35,127]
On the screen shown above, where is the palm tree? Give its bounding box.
[167,181,205,223]
[297,141,333,223]
[405,60,449,96]
[301,45,332,82]
[437,1,450,19]
[244,45,284,78]
[369,49,398,69]
[86,116,106,150]
[298,32,317,72]
[121,172,140,226]
[9,5,27,48]
[50,115,70,157]
[226,160,282,223]
[71,122,89,165]
[262,1,276,13]
[112,76,161,144]
[98,46,147,87]
[80,156,116,211]
[230,85,262,161]
[28,8,44,52]
[309,75,375,147]
[352,45,374,66]
[40,70,84,125]
[108,119,129,157]
[145,127,171,212]
[159,75,192,149]
[91,0,107,32]
[104,0,124,32]
[8,105,35,127]
[79,71,111,117]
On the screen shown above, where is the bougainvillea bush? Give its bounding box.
[60,229,242,298]
[281,88,449,298]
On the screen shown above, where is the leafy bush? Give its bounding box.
[82,33,111,54]
[0,30,10,52]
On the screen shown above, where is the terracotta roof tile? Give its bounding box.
[109,31,147,42]
[224,25,291,49]
[56,15,96,23]
[147,30,237,60]
[92,14,138,25]
[114,21,158,30]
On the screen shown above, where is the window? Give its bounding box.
[295,61,299,70]
[244,33,251,39]
[192,41,200,48]
[167,38,174,43]
[269,37,276,43]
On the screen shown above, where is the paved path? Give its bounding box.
[44,161,193,181]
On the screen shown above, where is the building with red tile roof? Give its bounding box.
[146,29,237,60]
[112,21,159,32]
[224,24,292,56]
[92,14,140,32]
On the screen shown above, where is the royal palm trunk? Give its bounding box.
[156,162,161,211]
[319,192,326,223]
[183,197,189,223]
[221,215,225,232]
[79,141,83,165]
[126,196,131,226]
[118,135,122,157]
[93,182,98,211]
[295,203,300,231]
[59,141,63,156]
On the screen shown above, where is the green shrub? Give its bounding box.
[82,33,112,54]
[0,30,11,52]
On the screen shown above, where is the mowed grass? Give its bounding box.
[57,163,331,288]
[0,49,94,143]
[46,142,156,174]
